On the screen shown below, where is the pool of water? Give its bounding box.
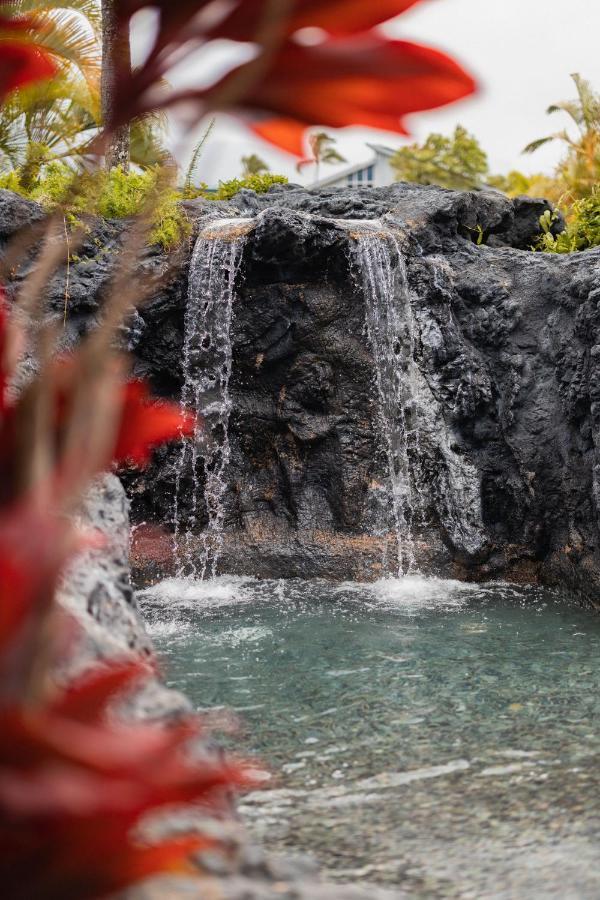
[140,576,600,899]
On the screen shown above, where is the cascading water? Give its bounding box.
[173,219,251,579]
[351,225,486,573]
[351,227,423,575]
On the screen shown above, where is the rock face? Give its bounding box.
[58,474,192,720]
[3,184,600,601]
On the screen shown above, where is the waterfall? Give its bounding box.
[351,227,486,574]
[351,229,422,575]
[174,219,251,579]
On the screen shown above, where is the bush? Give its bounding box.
[390,125,489,191]
[0,163,289,247]
[0,162,191,250]
[212,172,288,200]
[538,191,600,253]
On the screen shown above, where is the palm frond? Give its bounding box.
[523,136,555,154]
[547,102,584,126]
[9,0,102,34]
[25,9,101,87]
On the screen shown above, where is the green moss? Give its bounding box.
[0,161,191,250]
[212,172,288,200]
[149,190,192,249]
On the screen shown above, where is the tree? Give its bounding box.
[101,0,131,170]
[391,125,488,190]
[297,131,346,182]
[524,73,600,200]
[241,153,269,176]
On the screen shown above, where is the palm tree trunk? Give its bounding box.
[101,0,131,171]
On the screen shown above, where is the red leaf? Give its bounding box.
[118,0,424,40]
[113,381,196,467]
[0,288,9,414]
[214,0,425,39]
[0,505,79,673]
[49,659,152,724]
[0,16,56,102]
[109,1,476,154]
[219,35,477,155]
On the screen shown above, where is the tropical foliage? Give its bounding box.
[0,0,166,171]
[109,0,476,155]
[537,190,600,253]
[524,73,600,201]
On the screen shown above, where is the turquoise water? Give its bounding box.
[140,576,600,898]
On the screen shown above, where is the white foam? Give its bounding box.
[332,574,479,613]
[139,575,259,609]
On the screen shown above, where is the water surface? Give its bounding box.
[140,577,600,899]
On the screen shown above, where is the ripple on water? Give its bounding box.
[140,575,600,897]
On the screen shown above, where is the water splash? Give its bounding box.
[173,219,251,578]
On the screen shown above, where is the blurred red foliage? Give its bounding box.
[0,286,254,899]
[0,12,56,102]
[112,0,476,154]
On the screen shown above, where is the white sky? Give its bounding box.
[154,0,600,186]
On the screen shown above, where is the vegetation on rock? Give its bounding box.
[241,153,269,177]
[211,172,288,200]
[537,190,600,253]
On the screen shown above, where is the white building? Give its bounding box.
[311,143,397,189]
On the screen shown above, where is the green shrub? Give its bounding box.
[212,172,288,200]
[0,161,190,250]
[96,167,156,219]
[538,191,600,253]
[1,161,287,248]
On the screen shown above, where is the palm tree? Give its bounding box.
[0,77,167,173]
[241,153,269,177]
[297,131,346,182]
[524,73,600,199]
[0,1,165,173]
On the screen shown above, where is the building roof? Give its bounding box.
[311,143,395,188]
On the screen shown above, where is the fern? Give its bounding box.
[183,118,216,196]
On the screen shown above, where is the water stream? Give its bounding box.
[142,577,600,898]
[173,219,251,578]
[351,227,486,570]
[351,228,422,574]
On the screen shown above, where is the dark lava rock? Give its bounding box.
[2,185,599,601]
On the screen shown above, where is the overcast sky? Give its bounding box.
[158,0,600,186]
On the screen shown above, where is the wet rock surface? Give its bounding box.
[3,185,600,599]
[57,474,192,720]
